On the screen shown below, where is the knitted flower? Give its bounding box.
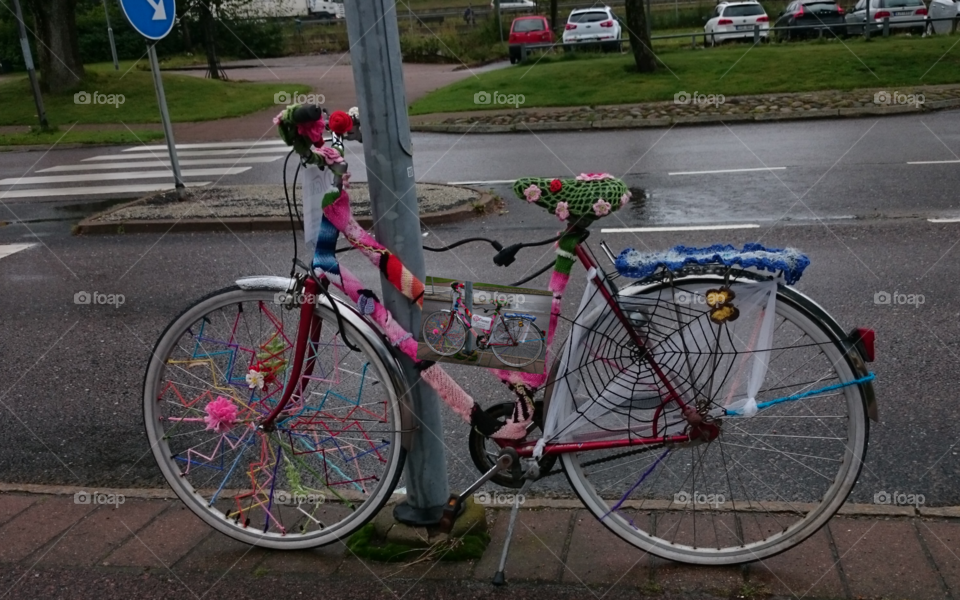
[272,110,285,125]
[328,110,353,135]
[297,118,326,144]
[342,171,351,188]
[246,368,266,390]
[549,179,563,194]
[204,396,238,433]
[315,146,344,165]
[576,173,614,181]
[593,198,612,216]
[523,184,542,203]
[348,106,360,118]
[620,191,632,207]
[555,201,570,220]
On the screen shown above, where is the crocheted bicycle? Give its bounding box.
[143,103,877,575]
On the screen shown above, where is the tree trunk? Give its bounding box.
[550,0,558,33]
[624,0,656,72]
[30,0,86,92]
[198,2,221,79]
[181,15,193,51]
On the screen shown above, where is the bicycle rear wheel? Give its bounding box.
[143,286,406,549]
[560,272,869,565]
[490,318,545,368]
[421,310,467,356]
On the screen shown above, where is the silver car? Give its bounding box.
[925,0,959,33]
[845,0,928,34]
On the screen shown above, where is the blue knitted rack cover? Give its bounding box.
[614,243,811,285]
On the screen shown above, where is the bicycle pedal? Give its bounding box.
[438,494,465,534]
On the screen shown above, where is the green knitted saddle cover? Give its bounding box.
[513,174,631,223]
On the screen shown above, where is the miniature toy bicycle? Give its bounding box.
[422,281,545,368]
[143,102,877,578]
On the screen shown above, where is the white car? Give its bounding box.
[562,6,623,51]
[926,0,959,33]
[490,0,536,11]
[704,1,770,44]
[307,0,344,18]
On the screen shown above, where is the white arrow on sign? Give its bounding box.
[145,0,166,20]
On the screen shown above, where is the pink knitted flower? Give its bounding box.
[523,184,542,203]
[555,201,570,220]
[316,146,344,165]
[342,171,351,188]
[620,191,632,207]
[592,198,612,216]
[576,173,614,181]
[204,396,238,433]
[297,118,326,144]
[272,111,285,126]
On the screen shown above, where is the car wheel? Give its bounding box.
[924,19,934,36]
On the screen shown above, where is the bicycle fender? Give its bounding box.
[235,276,418,449]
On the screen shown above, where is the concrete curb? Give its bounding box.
[74,186,498,235]
[411,99,960,134]
[3,482,956,518]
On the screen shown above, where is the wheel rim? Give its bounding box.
[559,277,868,564]
[144,289,404,549]
[490,318,544,368]
[422,312,466,356]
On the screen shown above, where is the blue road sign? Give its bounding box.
[119,0,176,40]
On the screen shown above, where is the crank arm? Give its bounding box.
[438,448,518,533]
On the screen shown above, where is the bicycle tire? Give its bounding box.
[559,271,869,565]
[489,318,545,368]
[421,310,467,357]
[143,285,406,549]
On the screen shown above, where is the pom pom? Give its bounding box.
[329,110,354,135]
[549,179,562,193]
[204,396,238,433]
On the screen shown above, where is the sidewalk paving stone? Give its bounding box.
[916,520,960,598]
[743,519,845,599]
[256,544,346,577]
[0,495,96,563]
[174,530,269,573]
[37,498,167,567]
[105,503,210,568]
[832,518,947,599]
[0,493,39,527]
[475,509,573,583]
[561,511,653,590]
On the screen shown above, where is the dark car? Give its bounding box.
[508,15,554,63]
[774,0,847,39]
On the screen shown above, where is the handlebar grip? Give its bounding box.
[291,104,323,124]
[493,244,522,267]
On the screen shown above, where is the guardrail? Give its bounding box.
[512,14,956,58]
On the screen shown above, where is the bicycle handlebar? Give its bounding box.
[291,104,323,124]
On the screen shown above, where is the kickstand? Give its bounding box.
[492,472,535,586]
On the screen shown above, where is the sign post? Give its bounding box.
[11,0,47,130]
[103,0,120,70]
[119,0,184,197]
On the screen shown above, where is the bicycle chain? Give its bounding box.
[535,442,666,479]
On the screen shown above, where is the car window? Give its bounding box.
[570,11,609,22]
[800,1,840,8]
[784,2,797,12]
[881,0,923,7]
[854,0,866,10]
[723,4,765,15]
[513,18,545,31]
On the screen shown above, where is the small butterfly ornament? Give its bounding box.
[706,287,740,325]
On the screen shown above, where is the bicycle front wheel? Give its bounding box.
[561,273,869,565]
[143,286,406,549]
[490,318,545,368]
[421,310,467,356]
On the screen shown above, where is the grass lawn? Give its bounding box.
[0,129,165,148]
[410,36,960,114]
[0,62,310,128]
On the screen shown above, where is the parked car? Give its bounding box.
[491,0,536,11]
[306,0,344,18]
[508,16,554,64]
[925,0,959,33]
[844,0,928,35]
[704,1,770,44]
[562,6,622,52]
[774,0,846,39]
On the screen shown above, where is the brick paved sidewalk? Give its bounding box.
[1,490,959,600]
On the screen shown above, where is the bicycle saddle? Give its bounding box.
[513,174,631,223]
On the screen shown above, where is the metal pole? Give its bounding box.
[11,0,47,130]
[464,281,475,354]
[344,0,451,526]
[103,0,119,70]
[495,0,503,43]
[882,15,889,36]
[147,43,185,197]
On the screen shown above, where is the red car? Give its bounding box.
[508,16,554,63]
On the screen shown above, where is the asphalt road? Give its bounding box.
[1,114,959,506]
